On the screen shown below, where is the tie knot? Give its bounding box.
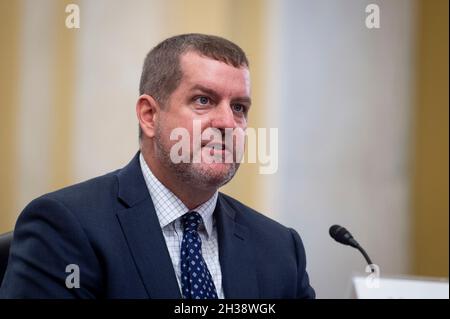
[182,211,202,232]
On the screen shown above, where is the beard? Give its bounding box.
[153,124,240,189]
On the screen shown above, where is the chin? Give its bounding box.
[193,163,238,188]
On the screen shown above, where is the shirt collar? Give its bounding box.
[139,153,217,238]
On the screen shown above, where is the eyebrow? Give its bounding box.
[190,84,252,106]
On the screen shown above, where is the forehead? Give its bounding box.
[179,51,250,96]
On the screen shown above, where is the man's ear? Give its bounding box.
[136,94,160,138]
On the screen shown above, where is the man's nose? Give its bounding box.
[210,103,237,129]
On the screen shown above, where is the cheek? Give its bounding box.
[160,106,216,145]
[157,115,176,142]
[158,113,195,146]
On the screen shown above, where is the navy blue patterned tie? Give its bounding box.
[180,211,218,299]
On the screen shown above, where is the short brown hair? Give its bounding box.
[138,33,249,139]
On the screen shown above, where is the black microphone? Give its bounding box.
[329,224,374,271]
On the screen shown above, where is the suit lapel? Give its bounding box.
[216,195,259,298]
[115,153,181,299]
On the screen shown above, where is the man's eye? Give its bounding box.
[232,104,245,113]
[195,96,210,105]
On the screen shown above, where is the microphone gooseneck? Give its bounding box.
[329,224,374,269]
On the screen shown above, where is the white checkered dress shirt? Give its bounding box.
[139,153,224,299]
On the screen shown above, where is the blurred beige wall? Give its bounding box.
[412,0,449,278]
[0,0,20,233]
[14,0,78,223]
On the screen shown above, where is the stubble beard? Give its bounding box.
[154,124,240,190]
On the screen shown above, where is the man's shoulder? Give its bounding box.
[29,169,122,215]
[218,192,292,234]
[35,152,143,209]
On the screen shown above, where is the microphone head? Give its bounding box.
[329,224,359,248]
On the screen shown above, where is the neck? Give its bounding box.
[141,148,216,210]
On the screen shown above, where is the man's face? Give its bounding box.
[154,51,251,189]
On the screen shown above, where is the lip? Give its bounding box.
[202,143,233,157]
[203,143,226,150]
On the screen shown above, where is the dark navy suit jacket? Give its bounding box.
[0,152,315,298]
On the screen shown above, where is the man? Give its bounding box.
[0,34,315,299]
